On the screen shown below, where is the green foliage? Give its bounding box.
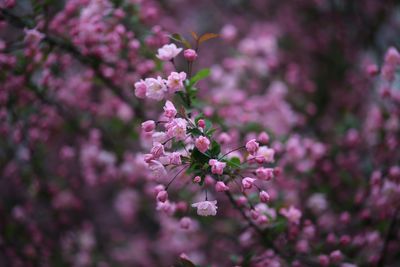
[226,157,241,168]
[189,68,210,86]
[170,33,192,48]
[208,140,221,158]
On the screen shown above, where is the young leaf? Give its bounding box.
[190,68,210,85]
[170,33,191,48]
[209,141,221,157]
[190,31,199,40]
[191,147,210,165]
[226,157,241,168]
[198,33,219,44]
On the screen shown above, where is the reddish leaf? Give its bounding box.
[198,33,219,44]
[190,31,199,40]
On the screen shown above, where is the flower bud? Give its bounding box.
[184,49,198,61]
[156,190,168,202]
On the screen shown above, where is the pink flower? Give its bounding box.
[209,159,226,175]
[144,154,155,163]
[134,79,147,98]
[180,217,192,229]
[24,28,45,45]
[163,100,177,119]
[193,176,201,183]
[259,191,270,203]
[257,215,269,225]
[156,43,182,61]
[329,250,343,263]
[215,181,229,192]
[197,119,205,128]
[150,142,165,158]
[191,200,218,216]
[145,77,167,100]
[141,120,155,132]
[195,136,210,153]
[255,146,275,163]
[166,118,187,140]
[169,152,181,165]
[242,177,256,189]
[318,255,330,266]
[148,160,167,179]
[184,49,198,61]
[156,190,168,202]
[280,206,302,224]
[258,131,270,144]
[153,184,165,196]
[167,71,186,93]
[246,139,259,155]
[256,167,274,181]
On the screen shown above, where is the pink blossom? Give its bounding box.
[150,142,165,158]
[180,217,192,229]
[318,255,330,266]
[258,132,270,144]
[156,43,182,61]
[209,159,226,175]
[163,100,177,119]
[167,71,187,93]
[141,120,155,132]
[242,177,256,189]
[184,49,197,61]
[24,28,45,45]
[255,146,275,163]
[215,181,229,192]
[330,250,343,263]
[193,176,201,183]
[153,184,165,196]
[148,160,167,179]
[259,191,270,203]
[166,118,187,140]
[257,215,269,225]
[246,139,259,155]
[145,76,167,100]
[134,79,147,98]
[195,136,210,153]
[220,24,237,41]
[280,206,302,224]
[256,167,274,181]
[197,119,205,128]
[191,200,218,216]
[168,152,181,165]
[156,190,168,202]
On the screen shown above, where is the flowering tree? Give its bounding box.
[1,0,400,267]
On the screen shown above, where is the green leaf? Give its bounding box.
[190,68,210,85]
[187,127,203,137]
[209,141,221,157]
[190,148,210,165]
[170,33,191,48]
[226,157,241,168]
[204,119,212,131]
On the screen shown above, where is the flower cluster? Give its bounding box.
[137,41,280,218]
